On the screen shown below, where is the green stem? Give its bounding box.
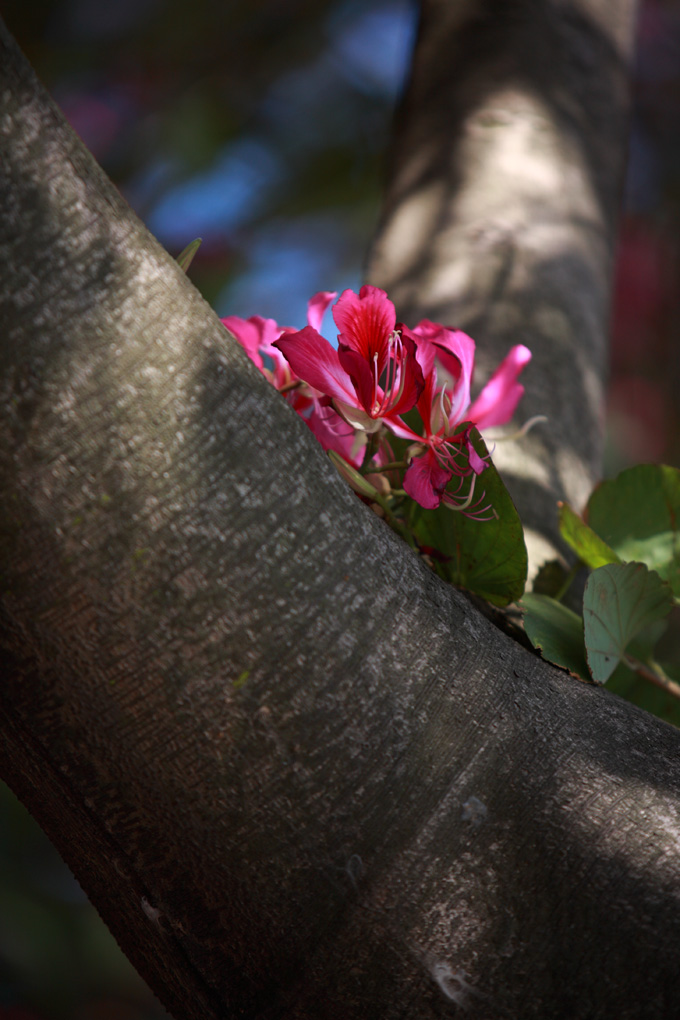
[362,431,380,468]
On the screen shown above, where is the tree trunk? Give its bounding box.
[2,6,680,1020]
[368,0,636,574]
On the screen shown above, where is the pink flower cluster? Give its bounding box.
[222,286,530,511]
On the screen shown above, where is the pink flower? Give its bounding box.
[222,290,337,396]
[225,286,531,512]
[468,344,533,430]
[222,293,366,466]
[388,321,531,509]
[273,285,424,434]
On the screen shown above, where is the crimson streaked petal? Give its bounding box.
[468,345,532,429]
[332,285,396,367]
[274,327,356,404]
[386,332,425,416]
[338,344,376,416]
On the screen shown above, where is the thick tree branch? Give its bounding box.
[367,0,637,575]
[2,9,680,1020]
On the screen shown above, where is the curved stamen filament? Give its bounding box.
[373,331,408,417]
[484,415,548,442]
[430,385,449,435]
[442,473,497,520]
[451,472,478,511]
[433,437,474,478]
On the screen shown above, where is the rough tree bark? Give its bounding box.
[2,4,680,1020]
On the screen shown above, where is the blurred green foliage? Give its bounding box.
[0,783,169,1019]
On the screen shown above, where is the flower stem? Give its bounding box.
[363,431,381,466]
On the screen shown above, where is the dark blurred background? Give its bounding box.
[1,0,678,1016]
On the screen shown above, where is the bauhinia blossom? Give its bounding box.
[388,319,532,508]
[222,293,365,466]
[273,285,424,433]
[222,285,531,513]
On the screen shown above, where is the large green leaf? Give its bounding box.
[410,429,527,606]
[583,562,674,683]
[558,501,620,568]
[522,594,589,679]
[587,465,680,596]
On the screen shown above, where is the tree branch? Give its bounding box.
[3,10,680,1020]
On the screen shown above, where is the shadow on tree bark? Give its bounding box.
[2,4,680,1020]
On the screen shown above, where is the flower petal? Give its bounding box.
[403,448,452,509]
[274,326,356,404]
[306,404,366,467]
[332,285,396,368]
[382,415,424,442]
[468,345,532,429]
[306,291,337,333]
[386,332,425,416]
[411,322,477,426]
[468,441,487,474]
[337,344,376,416]
[222,315,281,370]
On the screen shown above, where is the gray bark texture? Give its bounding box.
[2,4,680,1020]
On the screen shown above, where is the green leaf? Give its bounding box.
[176,237,202,273]
[583,562,674,683]
[558,501,620,568]
[532,559,572,599]
[587,465,680,596]
[409,429,527,606]
[521,594,589,679]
